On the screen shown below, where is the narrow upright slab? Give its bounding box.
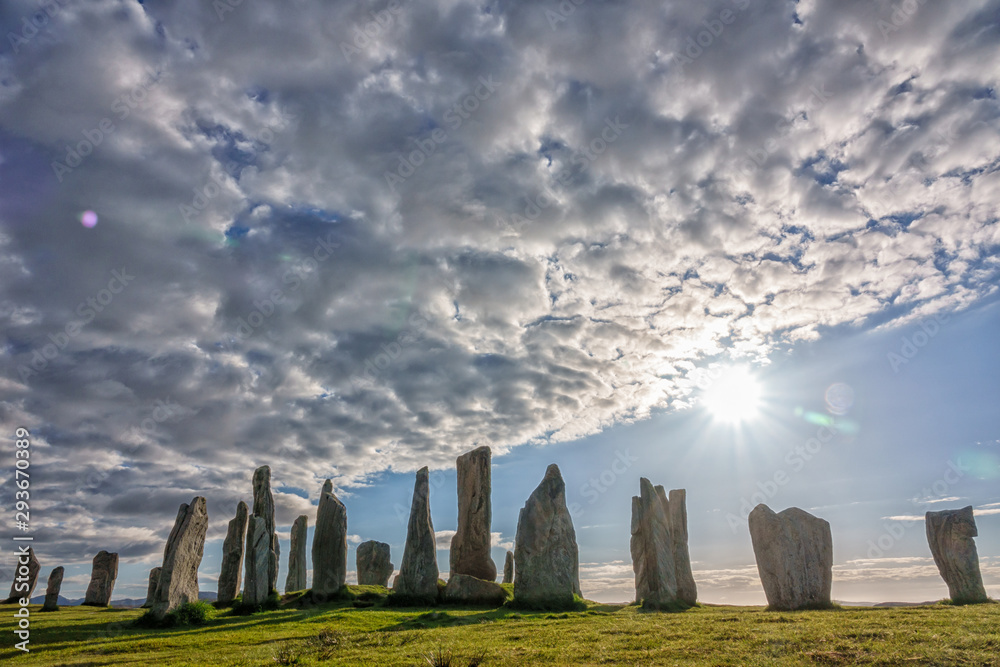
[357,540,393,587]
[502,550,514,584]
[82,550,119,606]
[450,446,497,581]
[141,567,161,608]
[394,467,439,599]
[252,466,279,592]
[749,504,832,610]
[631,478,677,607]
[243,515,270,606]
[514,464,581,608]
[664,487,698,606]
[4,546,39,603]
[41,566,64,612]
[151,496,209,619]
[311,480,348,598]
[926,506,989,604]
[285,515,308,593]
[217,500,249,606]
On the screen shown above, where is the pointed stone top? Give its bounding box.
[416,466,429,476]
[190,496,207,512]
[461,444,492,458]
[253,465,270,480]
[322,479,333,496]
[236,499,249,513]
[543,463,562,480]
[638,477,656,495]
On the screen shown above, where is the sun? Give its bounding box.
[701,366,762,423]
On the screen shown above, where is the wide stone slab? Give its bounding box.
[82,551,118,607]
[443,573,507,606]
[749,504,832,611]
[357,540,393,587]
[150,497,209,619]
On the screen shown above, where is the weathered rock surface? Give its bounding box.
[82,551,118,606]
[243,515,270,606]
[141,567,161,608]
[357,540,394,587]
[502,550,514,584]
[443,573,507,606]
[631,478,677,607]
[217,500,249,606]
[4,546,40,603]
[285,515,308,593]
[664,487,698,605]
[514,464,581,608]
[41,566,63,612]
[394,467,439,599]
[311,481,348,598]
[252,466,279,592]
[926,506,989,603]
[151,496,209,619]
[748,504,833,610]
[450,446,497,581]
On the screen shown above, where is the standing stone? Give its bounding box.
[926,506,989,604]
[748,504,833,611]
[40,566,64,612]
[357,540,394,587]
[450,446,497,581]
[663,487,698,606]
[141,567,161,608]
[311,480,348,599]
[631,478,677,608]
[394,467,439,599]
[514,464,581,608]
[285,515,308,593]
[82,550,119,606]
[4,546,40,603]
[151,497,209,619]
[443,573,507,606]
[252,466,280,593]
[243,515,270,606]
[502,550,514,584]
[217,501,249,606]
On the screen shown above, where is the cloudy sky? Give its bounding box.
[1,0,998,604]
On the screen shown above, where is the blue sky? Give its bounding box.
[1,0,999,605]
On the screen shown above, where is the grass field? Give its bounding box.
[1,588,998,666]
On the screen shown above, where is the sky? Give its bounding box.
[0,0,998,605]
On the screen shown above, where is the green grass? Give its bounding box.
[1,589,997,665]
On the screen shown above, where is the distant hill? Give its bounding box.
[29,591,217,608]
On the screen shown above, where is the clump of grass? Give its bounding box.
[134,600,214,628]
[424,646,454,667]
[272,644,300,665]
[505,593,587,612]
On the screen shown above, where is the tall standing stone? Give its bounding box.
[243,515,270,606]
[748,504,833,611]
[502,550,514,584]
[82,551,118,606]
[217,501,249,606]
[357,540,394,586]
[41,566,64,612]
[285,515,308,593]
[4,546,40,603]
[926,506,989,604]
[663,487,698,606]
[252,466,279,593]
[311,480,348,598]
[394,467,439,599]
[514,464,581,608]
[151,497,209,619]
[450,446,497,581]
[142,567,161,608]
[631,478,677,608]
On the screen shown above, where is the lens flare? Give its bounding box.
[825,382,854,415]
[80,210,98,228]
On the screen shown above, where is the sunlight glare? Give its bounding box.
[701,367,762,423]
